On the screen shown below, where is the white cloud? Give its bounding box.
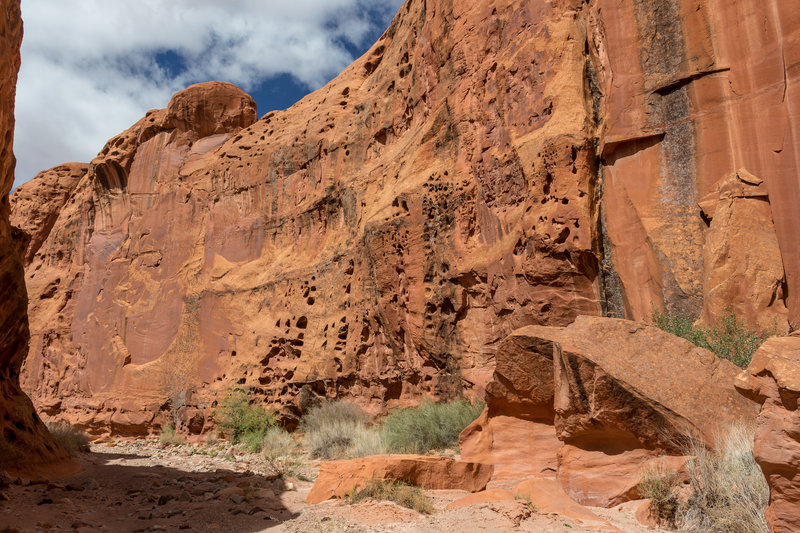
[13,0,404,187]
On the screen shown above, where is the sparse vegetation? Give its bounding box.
[382,399,484,454]
[46,421,91,455]
[644,424,768,532]
[677,424,769,533]
[651,310,771,368]
[260,426,303,477]
[639,460,681,524]
[158,423,185,447]
[348,479,434,514]
[214,388,277,448]
[302,400,382,459]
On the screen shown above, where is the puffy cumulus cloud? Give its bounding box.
[13,0,403,186]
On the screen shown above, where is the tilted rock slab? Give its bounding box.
[0,0,77,475]
[462,316,758,507]
[736,337,800,533]
[306,454,493,504]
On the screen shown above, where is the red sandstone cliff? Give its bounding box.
[10,0,800,435]
[0,0,76,475]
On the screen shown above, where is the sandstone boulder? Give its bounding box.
[462,316,758,507]
[698,169,790,333]
[552,316,758,451]
[736,337,800,533]
[512,478,623,532]
[305,455,493,504]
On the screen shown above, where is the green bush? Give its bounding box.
[46,421,91,455]
[349,479,434,514]
[383,399,484,454]
[651,310,770,368]
[302,400,374,459]
[639,461,681,524]
[214,388,277,445]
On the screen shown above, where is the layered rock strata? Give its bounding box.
[0,0,75,475]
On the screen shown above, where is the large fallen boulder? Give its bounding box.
[462,316,759,507]
[306,454,493,504]
[735,337,800,533]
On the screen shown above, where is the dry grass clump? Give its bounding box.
[644,423,768,532]
[383,399,484,454]
[158,423,185,447]
[349,479,434,514]
[261,426,304,477]
[46,421,90,455]
[302,400,386,459]
[677,424,768,533]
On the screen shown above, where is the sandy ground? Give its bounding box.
[0,441,670,533]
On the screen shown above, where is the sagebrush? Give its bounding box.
[46,421,91,455]
[302,400,384,459]
[383,399,484,454]
[651,310,770,368]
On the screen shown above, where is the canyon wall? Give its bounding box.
[14,0,605,433]
[10,0,800,434]
[0,0,75,474]
[591,0,799,327]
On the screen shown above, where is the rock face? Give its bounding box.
[0,0,75,475]
[736,337,800,533]
[698,169,789,332]
[9,163,88,265]
[9,0,800,437]
[461,316,757,507]
[15,0,605,433]
[306,454,493,504]
[591,0,800,324]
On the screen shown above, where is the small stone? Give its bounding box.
[82,478,99,491]
[0,491,8,501]
[230,493,245,504]
[36,497,54,505]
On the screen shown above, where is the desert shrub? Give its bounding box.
[676,424,769,533]
[214,388,277,445]
[383,399,484,454]
[349,479,434,514]
[158,423,185,447]
[651,310,770,368]
[302,400,374,459]
[346,426,388,458]
[46,421,91,455]
[261,426,301,477]
[639,461,682,524]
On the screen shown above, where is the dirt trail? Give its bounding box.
[0,441,667,532]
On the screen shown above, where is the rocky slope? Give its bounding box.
[10,0,800,436]
[0,0,76,475]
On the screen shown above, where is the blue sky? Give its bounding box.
[13,1,404,188]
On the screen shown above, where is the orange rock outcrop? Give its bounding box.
[15,0,605,433]
[0,0,76,475]
[8,0,800,443]
[461,317,757,507]
[736,337,800,533]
